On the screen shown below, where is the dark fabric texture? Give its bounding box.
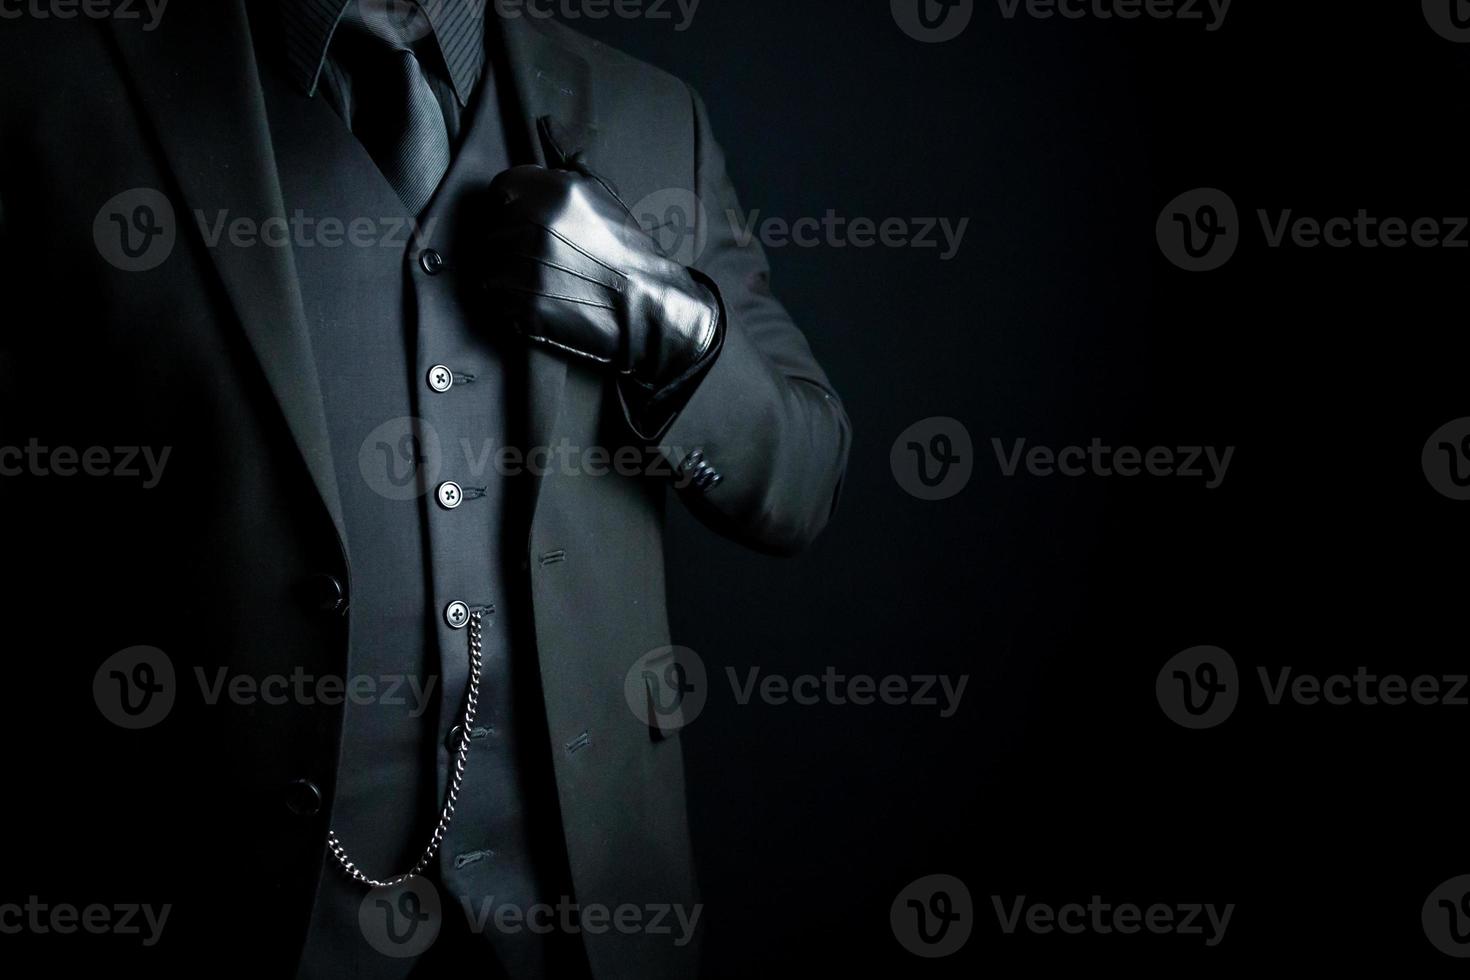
[259,57,431,980]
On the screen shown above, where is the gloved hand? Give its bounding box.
[479,164,722,395]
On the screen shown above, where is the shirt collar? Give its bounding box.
[280,0,484,106]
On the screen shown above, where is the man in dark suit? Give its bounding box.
[0,1,848,976]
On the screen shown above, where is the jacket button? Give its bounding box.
[419,248,445,275]
[305,573,347,614]
[436,481,463,509]
[284,778,322,817]
[427,365,454,392]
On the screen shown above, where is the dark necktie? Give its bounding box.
[333,3,452,215]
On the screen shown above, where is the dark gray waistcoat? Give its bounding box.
[258,53,576,980]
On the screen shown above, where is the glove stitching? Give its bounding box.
[484,280,617,311]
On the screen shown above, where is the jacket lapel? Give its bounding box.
[106,5,599,541]
[492,13,599,524]
[106,1,346,543]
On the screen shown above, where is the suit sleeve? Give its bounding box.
[657,86,852,556]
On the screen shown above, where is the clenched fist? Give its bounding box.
[480,165,722,405]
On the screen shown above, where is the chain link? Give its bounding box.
[326,609,484,888]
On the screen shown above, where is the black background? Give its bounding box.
[561,0,1469,973]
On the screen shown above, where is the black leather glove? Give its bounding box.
[480,165,722,405]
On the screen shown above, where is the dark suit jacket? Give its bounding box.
[0,4,849,975]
